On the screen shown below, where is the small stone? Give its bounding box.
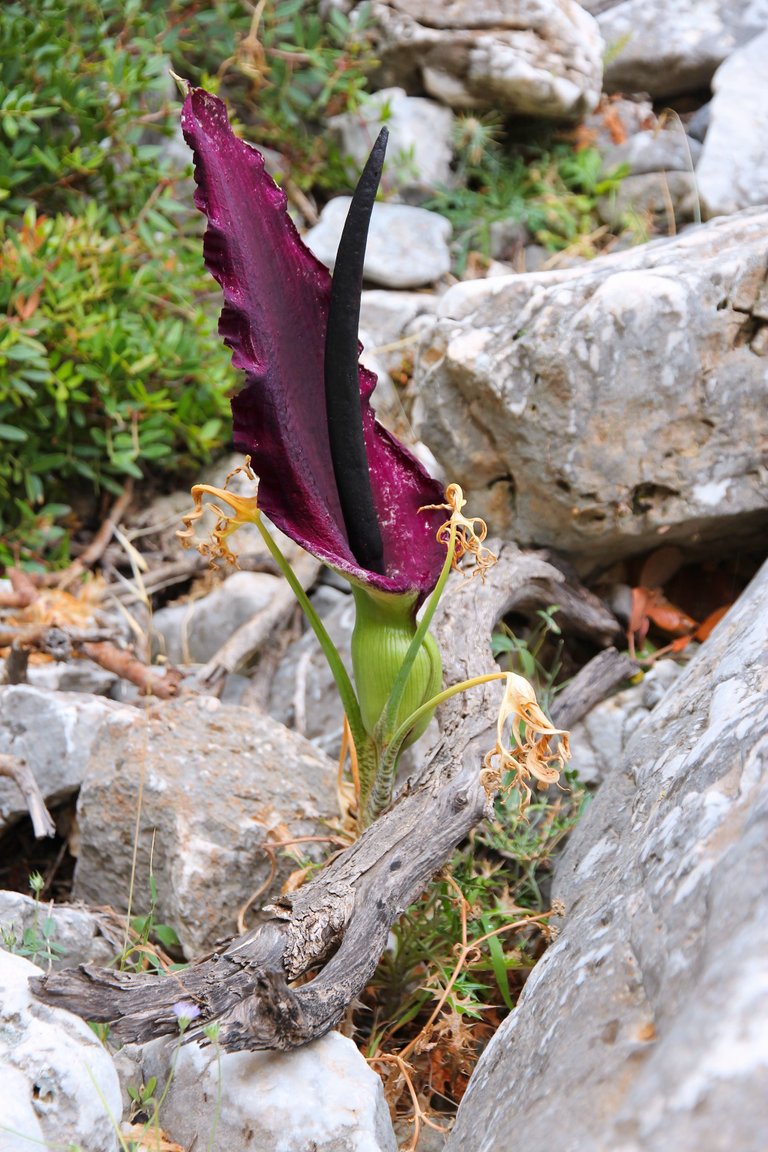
[597,170,699,229]
[569,661,684,786]
[600,128,702,177]
[0,892,119,970]
[305,199,452,288]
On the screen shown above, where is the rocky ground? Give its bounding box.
[1,2,767,1150]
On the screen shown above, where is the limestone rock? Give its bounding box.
[305,198,451,288]
[413,208,768,570]
[446,558,768,1152]
[150,569,282,665]
[696,28,768,218]
[0,686,134,835]
[329,87,455,195]
[360,288,439,375]
[135,1030,397,1152]
[362,0,603,120]
[0,949,122,1152]
[598,0,768,98]
[72,697,338,955]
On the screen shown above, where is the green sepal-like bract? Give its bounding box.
[351,587,442,749]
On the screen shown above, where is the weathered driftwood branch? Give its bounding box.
[32,543,622,1050]
[0,754,56,839]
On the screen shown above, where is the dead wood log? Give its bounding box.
[31,542,623,1049]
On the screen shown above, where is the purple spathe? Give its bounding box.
[181,88,446,601]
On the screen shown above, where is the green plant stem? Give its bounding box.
[374,522,457,748]
[395,671,508,755]
[252,514,375,777]
[363,525,459,824]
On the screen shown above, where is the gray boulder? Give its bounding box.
[151,569,282,665]
[133,1030,397,1152]
[362,0,603,120]
[446,558,768,1152]
[413,207,768,570]
[597,170,699,229]
[305,198,451,288]
[329,87,455,196]
[0,949,122,1152]
[600,124,702,177]
[598,0,768,98]
[72,697,338,955]
[697,28,768,218]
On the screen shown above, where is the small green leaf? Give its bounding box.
[0,423,28,442]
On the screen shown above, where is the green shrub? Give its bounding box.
[0,0,239,550]
[0,202,231,530]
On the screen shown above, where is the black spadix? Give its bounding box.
[323,128,389,575]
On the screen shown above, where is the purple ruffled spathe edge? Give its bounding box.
[181,87,445,600]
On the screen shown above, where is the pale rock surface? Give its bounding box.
[568,660,683,786]
[598,0,768,98]
[413,208,768,569]
[329,87,455,195]
[359,289,439,434]
[696,28,768,218]
[0,892,120,970]
[72,697,338,955]
[362,0,603,120]
[305,198,451,288]
[0,685,134,834]
[446,559,768,1152]
[0,950,122,1152]
[150,569,282,665]
[360,288,439,375]
[135,1030,397,1152]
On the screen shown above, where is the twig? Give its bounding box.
[0,754,56,839]
[0,568,40,609]
[82,642,183,699]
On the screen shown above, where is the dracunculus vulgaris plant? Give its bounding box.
[178,87,569,827]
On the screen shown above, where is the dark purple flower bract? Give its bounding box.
[181,88,446,601]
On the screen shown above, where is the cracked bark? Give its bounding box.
[31,542,630,1051]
